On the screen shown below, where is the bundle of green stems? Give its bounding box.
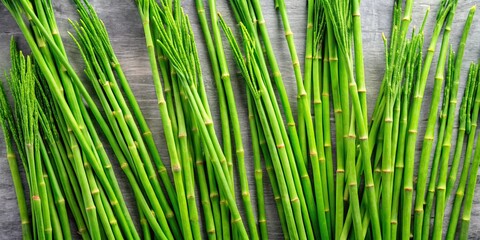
[195,0,260,239]
[444,61,480,240]
[70,1,184,238]
[136,0,254,239]
[2,0,480,239]
[0,43,57,240]
[1,0,143,238]
[1,37,135,239]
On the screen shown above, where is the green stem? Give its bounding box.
[325,20,345,240]
[421,47,455,240]
[247,92,268,240]
[226,3,317,238]
[136,2,190,239]
[351,0,368,123]
[458,112,480,240]
[191,121,216,239]
[251,92,299,240]
[345,113,363,240]
[413,5,456,237]
[15,1,140,237]
[402,4,451,239]
[255,108,289,239]
[171,72,201,239]
[0,85,33,240]
[432,8,475,239]
[313,46,332,238]
[445,64,480,240]
[321,34,335,237]
[391,32,423,240]
[39,139,70,239]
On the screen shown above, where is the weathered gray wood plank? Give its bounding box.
[0,0,479,239]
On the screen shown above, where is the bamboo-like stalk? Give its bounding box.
[343,5,418,238]
[255,108,289,240]
[82,155,116,240]
[22,59,45,240]
[136,1,191,239]
[74,0,180,217]
[79,69,169,238]
[42,167,62,240]
[401,3,451,238]
[221,21,300,239]
[386,38,409,239]
[433,65,469,236]
[458,115,480,240]
[211,22,257,240]
[201,2,234,193]
[191,122,216,239]
[0,82,32,240]
[153,5,249,238]
[188,3,222,238]
[244,3,318,238]
[246,0,308,179]
[183,82,249,238]
[321,53,335,235]
[251,39,309,240]
[201,138,223,238]
[413,4,456,237]
[98,183,125,239]
[4,1,480,239]
[23,16,55,238]
[37,97,79,240]
[381,46,394,240]
[247,94,268,240]
[325,19,346,240]
[345,113,363,240]
[172,11,235,237]
[421,48,455,240]
[139,208,150,240]
[7,49,47,240]
[340,98,390,239]
[35,113,52,240]
[351,0,367,123]
[335,10,352,179]
[228,2,319,238]
[432,8,475,239]
[312,44,332,239]
[446,63,480,240]
[320,27,335,237]
[199,0,258,237]
[370,0,413,129]
[391,31,423,240]
[10,1,142,237]
[38,96,90,238]
[312,2,333,234]
[180,12,233,239]
[322,0,381,238]
[252,88,302,240]
[39,139,70,239]
[171,71,202,239]
[302,0,316,165]
[369,19,406,237]
[51,115,89,238]
[446,63,478,198]
[71,26,180,239]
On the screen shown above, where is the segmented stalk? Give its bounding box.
[432,8,475,238]
[445,64,480,240]
[412,4,456,237]
[402,3,451,238]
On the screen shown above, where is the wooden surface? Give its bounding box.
[0,0,480,239]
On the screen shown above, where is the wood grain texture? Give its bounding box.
[0,0,479,239]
